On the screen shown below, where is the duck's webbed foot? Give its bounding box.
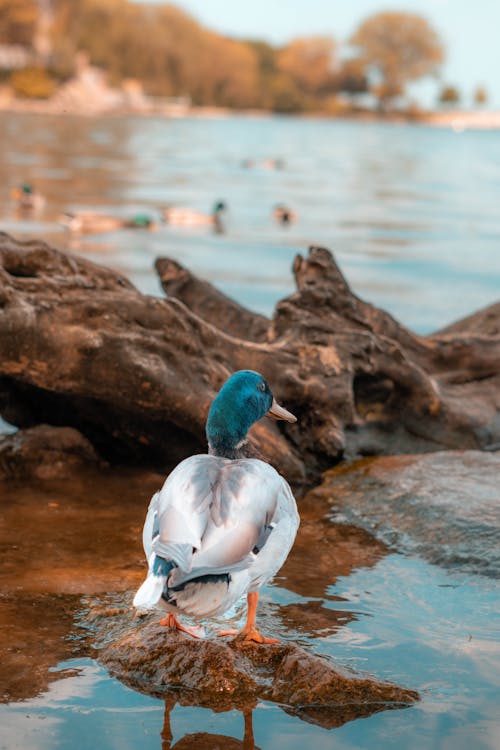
[217,626,279,644]
[159,613,205,638]
[217,592,279,644]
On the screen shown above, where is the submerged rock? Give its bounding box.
[0,424,104,480]
[316,450,500,577]
[88,599,418,729]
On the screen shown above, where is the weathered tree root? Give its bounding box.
[0,233,498,483]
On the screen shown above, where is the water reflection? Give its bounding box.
[161,697,259,750]
[1,113,499,330]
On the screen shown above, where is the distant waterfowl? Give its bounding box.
[273,204,296,226]
[241,158,284,170]
[161,201,227,233]
[11,183,45,213]
[133,370,299,643]
[262,158,285,170]
[59,212,156,234]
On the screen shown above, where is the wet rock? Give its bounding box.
[1,233,498,482]
[316,450,500,577]
[88,599,418,728]
[0,424,104,480]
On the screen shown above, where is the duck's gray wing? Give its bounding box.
[142,491,160,561]
[247,477,299,591]
[151,454,223,571]
[169,459,292,587]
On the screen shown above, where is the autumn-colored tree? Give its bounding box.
[277,36,336,95]
[438,85,460,107]
[473,85,488,106]
[0,0,38,46]
[335,58,369,95]
[351,12,444,107]
[51,1,259,105]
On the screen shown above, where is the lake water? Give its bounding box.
[1,112,499,333]
[0,112,499,750]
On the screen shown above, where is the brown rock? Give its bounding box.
[90,600,418,728]
[314,450,500,577]
[0,424,104,480]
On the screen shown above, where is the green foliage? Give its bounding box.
[9,66,56,98]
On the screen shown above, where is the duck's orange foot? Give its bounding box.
[159,613,205,638]
[217,627,279,644]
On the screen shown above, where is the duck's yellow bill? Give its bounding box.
[267,398,297,423]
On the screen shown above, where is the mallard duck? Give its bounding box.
[133,370,299,643]
[11,183,45,213]
[241,158,284,170]
[161,201,226,233]
[273,204,296,226]
[59,212,156,234]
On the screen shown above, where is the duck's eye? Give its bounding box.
[258,382,266,392]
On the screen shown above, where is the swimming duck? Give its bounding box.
[59,212,156,234]
[273,204,296,226]
[11,183,45,213]
[133,370,299,644]
[241,158,284,170]
[161,201,226,233]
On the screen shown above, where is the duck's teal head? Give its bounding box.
[206,370,296,456]
[131,213,154,227]
[213,200,226,214]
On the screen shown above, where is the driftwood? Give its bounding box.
[0,233,498,483]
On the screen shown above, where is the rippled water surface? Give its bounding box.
[0,112,499,750]
[1,112,499,332]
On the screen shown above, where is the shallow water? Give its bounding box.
[0,112,499,749]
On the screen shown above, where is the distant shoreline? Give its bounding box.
[0,95,498,130]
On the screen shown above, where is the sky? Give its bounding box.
[139,0,500,108]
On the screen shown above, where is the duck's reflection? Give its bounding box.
[161,696,260,750]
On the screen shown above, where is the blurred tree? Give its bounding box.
[0,0,38,46]
[9,66,55,97]
[473,85,488,106]
[277,36,337,95]
[266,72,307,113]
[335,58,369,95]
[438,84,460,107]
[51,0,259,106]
[351,12,444,108]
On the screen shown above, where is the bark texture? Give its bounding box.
[0,233,498,483]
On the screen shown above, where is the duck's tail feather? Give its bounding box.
[133,555,175,609]
[133,574,166,609]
